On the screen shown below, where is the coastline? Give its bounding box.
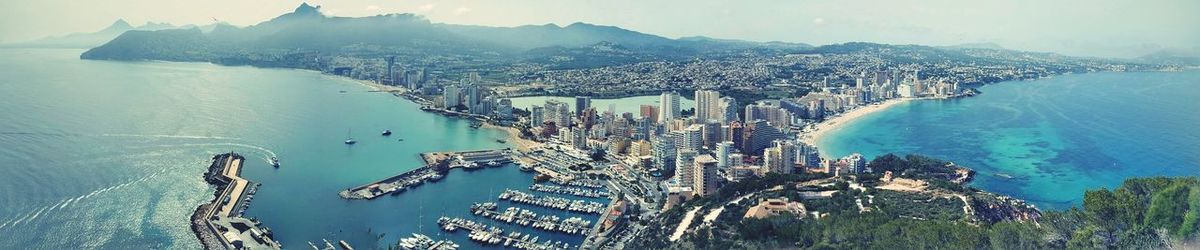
[801,98,917,156]
[481,123,542,152]
[354,79,543,152]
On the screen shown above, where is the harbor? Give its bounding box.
[528,184,609,199]
[340,149,514,200]
[498,189,607,214]
[469,203,594,235]
[191,152,282,250]
[437,217,574,250]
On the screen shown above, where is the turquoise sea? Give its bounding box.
[818,71,1200,209]
[0,49,603,249]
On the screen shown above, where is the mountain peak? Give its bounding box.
[294,3,322,15]
[108,19,133,30]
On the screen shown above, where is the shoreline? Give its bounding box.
[355,79,543,152]
[801,98,918,157]
[481,123,542,152]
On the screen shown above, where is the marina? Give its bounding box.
[498,189,606,214]
[528,184,609,199]
[338,166,442,200]
[469,203,594,235]
[397,233,459,250]
[341,149,514,200]
[437,217,573,250]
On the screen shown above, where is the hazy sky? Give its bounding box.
[1,0,1196,58]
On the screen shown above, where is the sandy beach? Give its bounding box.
[482,123,543,152]
[801,98,915,148]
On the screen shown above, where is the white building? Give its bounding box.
[694,89,721,122]
[659,91,681,123]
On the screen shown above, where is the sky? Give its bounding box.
[0,0,1196,58]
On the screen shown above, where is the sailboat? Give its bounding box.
[344,129,357,145]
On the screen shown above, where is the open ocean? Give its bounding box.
[817,70,1200,209]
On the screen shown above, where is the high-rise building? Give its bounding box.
[701,121,722,149]
[640,105,659,124]
[845,153,867,174]
[745,101,792,129]
[652,137,677,170]
[715,141,734,169]
[385,56,395,85]
[719,97,739,124]
[443,85,461,109]
[808,100,826,121]
[530,106,544,128]
[497,98,513,119]
[464,84,483,110]
[474,96,494,116]
[675,149,698,185]
[633,117,652,140]
[572,126,588,150]
[681,124,704,152]
[693,154,720,197]
[575,96,592,115]
[694,89,721,122]
[727,121,745,152]
[764,140,796,174]
[659,91,681,123]
[744,120,785,155]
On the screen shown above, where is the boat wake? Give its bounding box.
[0,168,168,232]
[99,133,244,141]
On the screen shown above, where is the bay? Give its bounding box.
[817,71,1200,209]
[0,48,600,249]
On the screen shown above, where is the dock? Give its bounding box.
[469,203,594,235]
[341,149,514,200]
[437,217,572,250]
[498,189,606,214]
[339,165,441,200]
[191,152,282,250]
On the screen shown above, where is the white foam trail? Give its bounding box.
[45,198,69,213]
[26,207,47,222]
[166,142,278,159]
[0,215,12,230]
[59,197,77,209]
[99,133,243,141]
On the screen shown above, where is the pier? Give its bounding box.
[498,189,606,214]
[437,217,572,250]
[191,152,282,250]
[341,149,514,200]
[339,166,441,200]
[469,203,594,235]
[529,184,609,199]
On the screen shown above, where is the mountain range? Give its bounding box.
[75,3,1195,69]
[79,3,811,65]
[3,19,223,49]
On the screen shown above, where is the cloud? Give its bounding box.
[365,5,380,11]
[417,3,436,12]
[454,7,472,16]
[812,17,825,25]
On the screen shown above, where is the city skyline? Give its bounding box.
[2,0,1198,58]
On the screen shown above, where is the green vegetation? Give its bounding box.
[632,154,1200,249]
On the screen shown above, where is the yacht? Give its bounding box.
[344,129,357,145]
[381,129,392,136]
